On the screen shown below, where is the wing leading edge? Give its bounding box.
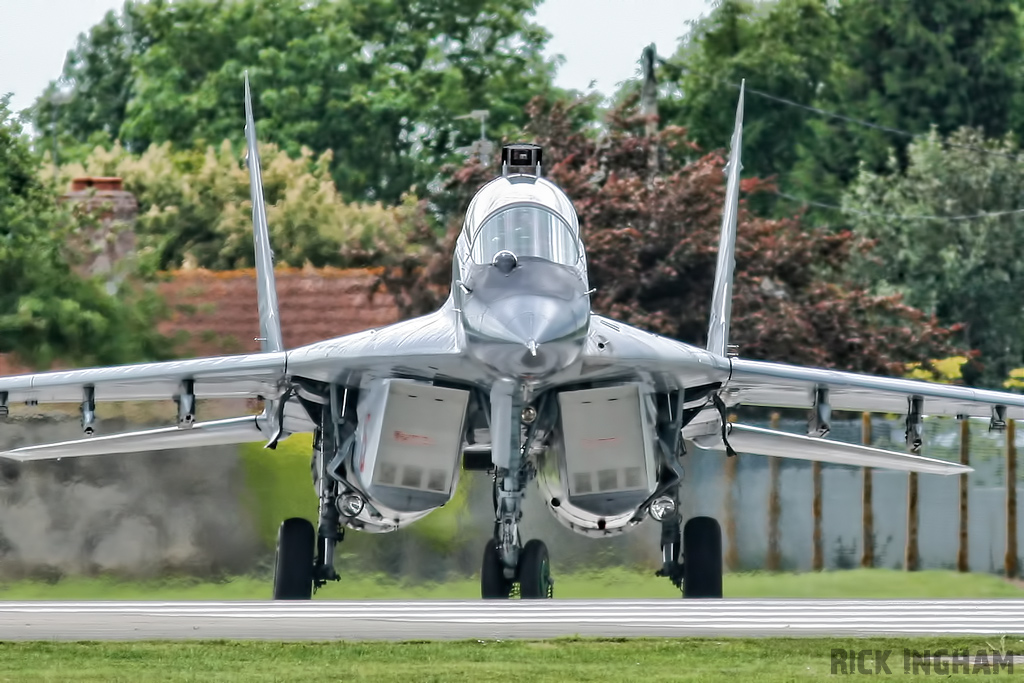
[726,357,1024,420]
[0,352,287,405]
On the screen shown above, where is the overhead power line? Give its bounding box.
[719,80,1022,161]
[699,79,1024,219]
[774,191,1024,222]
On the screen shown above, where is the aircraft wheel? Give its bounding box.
[273,518,315,600]
[481,538,513,599]
[682,516,723,598]
[517,539,553,599]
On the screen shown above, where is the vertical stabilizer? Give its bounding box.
[706,80,744,357]
[244,73,284,354]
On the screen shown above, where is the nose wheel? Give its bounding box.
[481,538,553,599]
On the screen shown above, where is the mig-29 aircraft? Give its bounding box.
[1,77,1019,601]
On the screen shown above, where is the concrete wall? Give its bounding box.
[0,414,261,580]
[2,412,1020,580]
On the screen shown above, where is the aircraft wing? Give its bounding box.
[726,358,1024,419]
[0,308,467,461]
[283,306,476,386]
[0,352,287,405]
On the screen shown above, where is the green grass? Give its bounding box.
[2,569,1022,601]
[1,637,1022,681]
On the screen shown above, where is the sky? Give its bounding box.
[0,0,713,116]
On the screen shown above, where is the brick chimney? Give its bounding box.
[61,176,138,287]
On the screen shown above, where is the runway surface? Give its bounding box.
[2,599,1024,640]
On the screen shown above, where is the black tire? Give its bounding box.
[273,517,315,600]
[481,539,513,599]
[517,539,553,599]
[682,515,723,598]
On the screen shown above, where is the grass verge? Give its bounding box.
[1,568,1022,601]
[1,637,1022,681]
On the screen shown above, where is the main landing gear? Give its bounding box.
[273,518,316,600]
[273,405,348,601]
[656,501,724,599]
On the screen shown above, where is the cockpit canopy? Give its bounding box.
[470,204,579,266]
[461,175,582,268]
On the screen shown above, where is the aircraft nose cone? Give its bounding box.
[496,298,582,346]
[460,257,590,377]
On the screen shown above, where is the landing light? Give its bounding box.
[339,493,365,517]
[648,496,677,522]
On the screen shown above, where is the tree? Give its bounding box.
[0,97,170,369]
[33,3,140,143]
[843,127,1024,386]
[377,95,961,375]
[792,0,1024,205]
[665,0,839,186]
[57,140,412,270]
[35,0,559,203]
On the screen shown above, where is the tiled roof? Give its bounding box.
[0,267,401,372]
[158,267,401,356]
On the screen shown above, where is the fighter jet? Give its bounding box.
[0,77,1019,600]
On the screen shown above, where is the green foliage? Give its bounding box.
[0,97,170,369]
[36,0,559,204]
[404,468,472,553]
[56,140,413,269]
[667,0,839,184]
[843,127,1024,385]
[238,434,318,550]
[792,0,1024,206]
[663,0,1024,220]
[904,356,970,384]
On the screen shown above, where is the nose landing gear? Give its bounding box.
[481,537,553,599]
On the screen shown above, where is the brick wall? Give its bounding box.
[0,267,402,372]
[158,266,401,356]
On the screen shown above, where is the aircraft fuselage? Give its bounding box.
[458,257,590,379]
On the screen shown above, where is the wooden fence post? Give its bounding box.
[812,459,823,571]
[957,417,970,573]
[861,412,874,568]
[905,470,919,571]
[1006,420,1018,579]
[724,413,739,571]
[766,412,781,570]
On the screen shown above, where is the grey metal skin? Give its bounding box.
[459,257,590,378]
[3,78,1022,589]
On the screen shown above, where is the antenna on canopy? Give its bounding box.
[501,143,542,177]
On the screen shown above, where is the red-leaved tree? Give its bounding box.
[373,96,961,376]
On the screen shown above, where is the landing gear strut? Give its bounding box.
[655,496,684,590]
[481,382,553,599]
[273,390,351,600]
[656,511,723,598]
